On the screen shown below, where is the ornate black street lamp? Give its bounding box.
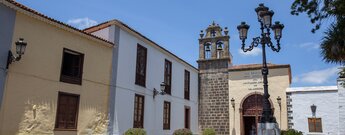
[237,3,284,135]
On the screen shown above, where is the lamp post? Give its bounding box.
[231,98,236,135]
[237,3,284,135]
[277,96,282,128]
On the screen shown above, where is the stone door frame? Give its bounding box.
[239,92,274,135]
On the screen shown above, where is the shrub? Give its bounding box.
[202,128,216,135]
[173,128,193,135]
[124,128,146,135]
[281,129,303,135]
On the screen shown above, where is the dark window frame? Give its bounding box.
[135,44,147,87]
[184,106,190,129]
[308,118,322,133]
[163,101,171,130]
[54,92,80,130]
[164,59,172,95]
[184,70,190,100]
[133,94,145,128]
[60,48,84,85]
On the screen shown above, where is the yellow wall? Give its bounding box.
[228,68,290,135]
[0,12,113,135]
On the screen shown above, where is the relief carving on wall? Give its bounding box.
[18,101,54,134]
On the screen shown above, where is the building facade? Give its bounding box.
[198,23,290,135]
[0,1,114,135]
[2,1,345,135]
[84,20,199,135]
[286,80,345,135]
[228,64,290,135]
[338,78,345,135]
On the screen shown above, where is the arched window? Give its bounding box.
[204,42,212,59]
[216,41,224,58]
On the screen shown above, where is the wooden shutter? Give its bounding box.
[308,118,322,133]
[185,107,190,129]
[163,101,171,129]
[133,94,145,128]
[55,92,79,130]
[135,44,147,87]
[184,70,190,100]
[60,48,84,85]
[164,60,172,94]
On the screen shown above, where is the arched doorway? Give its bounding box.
[240,93,273,135]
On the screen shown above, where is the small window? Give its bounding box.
[163,101,171,130]
[135,44,147,87]
[133,94,145,128]
[184,70,190,100]
[164,60,172,95]
[185,107,190,129]
[55,92,80,130]
[60,48,84,85]
[308,118,322,133]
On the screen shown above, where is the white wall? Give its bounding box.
[287,87,339,135]
[92,25,199,135]
[337,79,345,134]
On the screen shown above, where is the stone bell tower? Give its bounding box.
[198,22,231,135]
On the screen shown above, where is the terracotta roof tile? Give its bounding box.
[84,19,199,71]
[4,0,114,46]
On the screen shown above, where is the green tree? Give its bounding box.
[291,0,345,66]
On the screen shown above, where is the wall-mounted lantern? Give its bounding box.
[311,104,317,117]
[153,82,166,99]
[7,38,27,69]
[277,96,282,109]
[231,98,235,109]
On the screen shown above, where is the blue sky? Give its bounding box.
[16,0,340,87]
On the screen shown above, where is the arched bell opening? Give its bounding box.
[204,42,212,59]
[216,40,224,58]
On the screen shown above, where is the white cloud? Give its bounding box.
[299,42,319,49]
[238,48,262,57]
[67,17,98,29]
[296,67,339,84]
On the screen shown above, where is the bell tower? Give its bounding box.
[198,22,230,135]
[198,21,232,70]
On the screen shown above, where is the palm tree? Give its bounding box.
[320,19,345,65]
[291,0,345,68]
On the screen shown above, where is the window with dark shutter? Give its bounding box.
[55,92,80,130]
[60,48,84,85]
[185,107,190,129]
[133,94,145,128]
[163,101,171,130]
[184,70,190,100]
[164,60,172,95]
[308,118,322,133]
[135,44,147,87]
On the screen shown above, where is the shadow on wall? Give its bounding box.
[232,128,236,135]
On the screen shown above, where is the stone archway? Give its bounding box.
[239,92,274,135]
